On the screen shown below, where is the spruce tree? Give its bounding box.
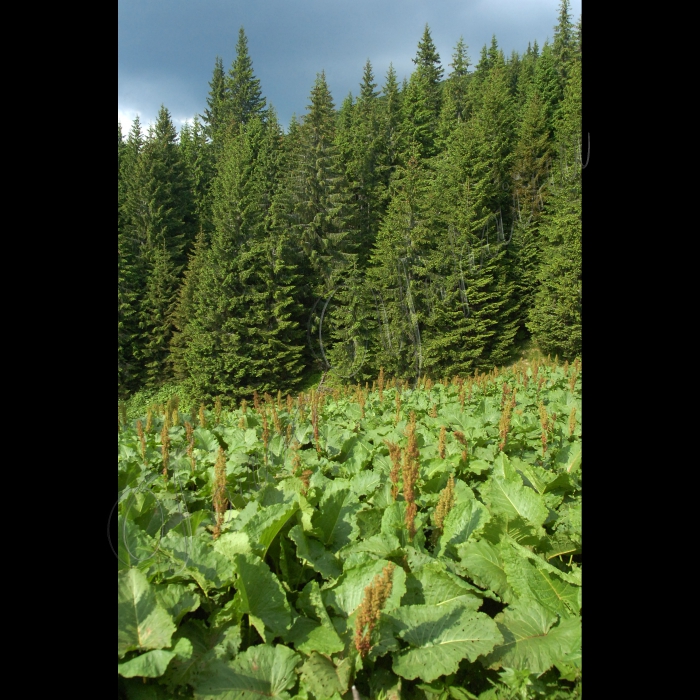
[138,241,180,390]
[553,0,575,80]
[527,58,581,359]
[421,61,520,373]
[118,118,145,396]
[437,37,471,143]
[184,116,305,401]
[400,25,444,160]
[338,60,386,266]
[169,227,208,381]
[289,72,357,293]
[379,63,403,183]
[179,116,215,238]
[202,56,228,146]
[534,42,563,137]
[509,89,554,330]
[365,150,431,379]
[122,107,195,389]
[227,27,267,128]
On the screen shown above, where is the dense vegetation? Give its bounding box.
[118,2,582,406]
[117,358,582,698]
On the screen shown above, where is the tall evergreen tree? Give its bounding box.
[527,59,581,359]
[509,89,554,331]
[227,27,267,128]
[401,25,444,159]
[179,116,215,238]
[184,116,305,401]
[287,72,357,293]
[202,56,228,146]
[421,60,521,373]
[169,227,208,381]
[379,63,403,182]
[553,0,575,79]
[118,118,145,396]
[337,60,386,266]
[438,37,471,143]
[534,42,563,137]
[121,107,195,389]
[365,149,432,379]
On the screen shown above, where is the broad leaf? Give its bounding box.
[118,649,176,678]
[484,601,581,674]
[501,545,581,617]
[241,501,299,559]
[161,534,235,591]
[402,563,482,609]
[285,616,345,655]
[233,554,292,642]
[458,540,515,603]
[301,652,349,700]
[437,499,490,556]
[153,583,200,624]
[323,559,406,617]
[311,487,361,552]
[483,476,548,527]
[389,601,503,683]
[340,532,402,559]
[118,568,176,658]
[288,525,343,579]
[193,644,300,700]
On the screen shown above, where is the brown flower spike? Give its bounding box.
[354,563,395,658]
[212,446,228,540]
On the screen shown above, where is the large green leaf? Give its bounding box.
[505,537,581,586]
[554,443,581,474]
[241,500,299,559]
[193,644,300,700]
[284,616,345,655]
[322,558,407,617]
[389,601,503,683]
[163,620,241,690]
[117,515,158,572]
[340,532,402,560]
[296,580,337,627]
[118,568,176,658]
[458,539,515,603]
[501,545,581,617]
[319,424,353,458]
[402,562,482,609]
[153,583,200,624]
[119,637,192,679]
[299,652,352,699]
[483,601,581,674]
[213,532,252,562]
[350,469,382,497]
[233,554,292,642]
[118,649,176,678]
[437,499,490,557]
[482,476,548,527]
[311,487,361,552]
[288,525,343,579]
[340,436,375,475]
[162,534,235,591]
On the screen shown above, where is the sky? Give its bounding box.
[118,0,581,136]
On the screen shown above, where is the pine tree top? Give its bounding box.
[412,24,443,85]
[228,26,267,126]
[359,59,379,102]
[449,37,471,78]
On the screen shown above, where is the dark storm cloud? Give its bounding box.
[118,0,581,133]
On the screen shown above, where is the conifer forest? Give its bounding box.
[118,4,581,408]
[118,4,582,697]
